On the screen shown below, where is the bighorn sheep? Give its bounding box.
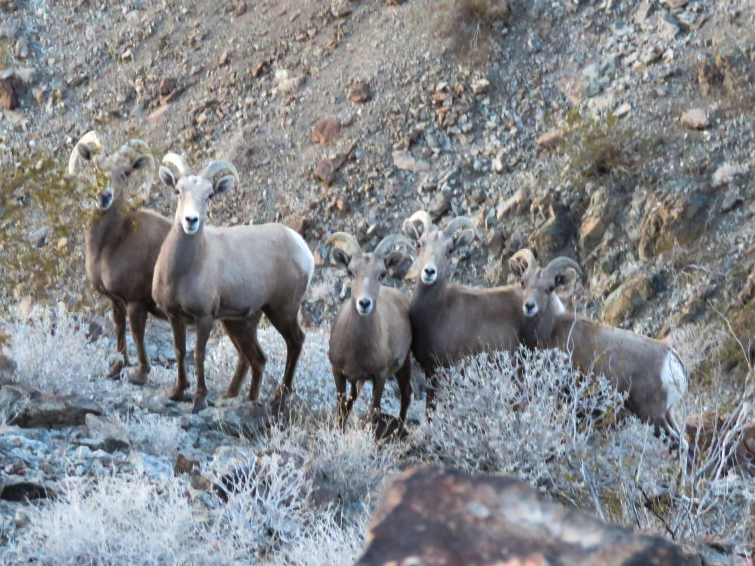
[68,132,169,384]
[403,210,564,412]
[154,155,314,412]
[326,232,414,429]
[509,248,688,440]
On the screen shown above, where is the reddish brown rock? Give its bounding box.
[536,129,563,148]
[349,79,370,103]
[355,467,701,566]
[158,77,177,97]
[0,77,19,110]
[311,117,342,146]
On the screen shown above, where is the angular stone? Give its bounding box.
[601,275,655,326]
[311,118,341,146]
[680,108,709,130]
[355,467,701,566]
[638,189,712,259]
[0,382,102,429]
[0,77,18,110]
[85,414,130,453]
[348,79,370,103]
[392,150,430,174]
[536,129,563,148]
[579,186,620,253]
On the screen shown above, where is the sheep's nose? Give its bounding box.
[423,266,436,277]
[358,297,373,312]
[185,216,199,228]
[524,302,538,316]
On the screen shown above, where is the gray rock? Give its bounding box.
[0,382,102,429]
[85,414,130,453]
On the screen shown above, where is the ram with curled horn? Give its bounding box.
[326,231,415,432]
[509,248,688,443]
[402,211,559,412]
[154,156,315,413]
[67,131,173,385]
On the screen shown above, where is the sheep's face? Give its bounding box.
[160,170,235,235]
[333,250,404,317]
[519,266,559,318]
[414,228,475,286]
[74,141,154,211]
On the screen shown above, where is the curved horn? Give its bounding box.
[443,216,478,239]
[162,152,192,178]
[543,257,583,281]
[325,232,362,260]
[200,160,240,185]
[373,234,416,259]
[509,248,538,277]
[68,131,104,176]
[402,210,432,236]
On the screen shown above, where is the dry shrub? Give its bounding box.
[434,0,511,62]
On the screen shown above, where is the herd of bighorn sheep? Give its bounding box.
[68,132,688,441]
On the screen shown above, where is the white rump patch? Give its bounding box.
[287,227,315,285]
[661,350,688,410]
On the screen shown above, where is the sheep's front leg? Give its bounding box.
[424,368,440,415]
[126,302,150,385]
[368,377,385,424]
[334,369,349,428]
[168,316,190,401]
[107,298,129,379]
[192,316,214,413]
[396,357,412,425]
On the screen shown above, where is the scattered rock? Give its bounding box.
[355,467,701,566]
[311,117,341,146]
[712,163,748,187]
[1,482,49,502]
[536,129,563,149]
[392,150,430,174]
[174,453,200,476]
[697,53,723,96]
[158,77,177,97]
[0,382,103,429]
[601,274,656,326]
[218,50,230,67]
[579,186,621,254]
[274,69,304,93]
[680,108,709,130]
[313,142,355,186]
[251,59,270,78]
[472,77,490,95]
[638,189,713,259]
[84,414,130,453]
[202,401,276,439]
[528,201,577,259]
[0,77,19,110]
[348,79,370,103]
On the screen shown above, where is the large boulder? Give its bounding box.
[354,467,702,566]
[0,382,102,429]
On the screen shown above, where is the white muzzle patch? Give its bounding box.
[523,302,538,317]
[421,263,438,285]
[356,295,374,316]
[98,187,114,210]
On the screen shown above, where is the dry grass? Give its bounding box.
[433,0,511,63]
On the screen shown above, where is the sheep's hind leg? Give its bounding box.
[191,316,214,413]
[265,308,305,403]
[126,302,150,385]
[168,316,191,402]
[220,320,251,399]
[106,298,130,379]
[396,357,412,425]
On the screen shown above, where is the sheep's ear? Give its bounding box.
[132,154,152,171]
[159,166,176,188]
[403,221,423,242]
[383,250,405,272]
[331,248,351,269]
[508,257,529,279]
[451,228,475,250]
[78,143,93,162]
[554,274,567,288]
[211,174,235,197]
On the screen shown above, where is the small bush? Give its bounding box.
[7,303,109,394]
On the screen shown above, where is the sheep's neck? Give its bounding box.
[343,302,381,340]
[162,225,205,280]
[86,194,131,257]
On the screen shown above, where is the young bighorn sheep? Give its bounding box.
[326,232,414,429]
[154,155,314,412]
[68,132,169,384]
[403,210,564,412]
[509,248,688,440]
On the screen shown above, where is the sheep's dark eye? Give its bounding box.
[346,269,354,278]
[520,281,526,289]
[174,187,180,196]
[123,170,131,178]
[547,286,555,293]
[378,271,387,282]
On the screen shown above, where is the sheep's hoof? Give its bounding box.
[127,371,149,386]
[374,413,408,442]
[169,387,190,402]
[221,389,240,400]
[106,360,126,380]
[191,396,208,414]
